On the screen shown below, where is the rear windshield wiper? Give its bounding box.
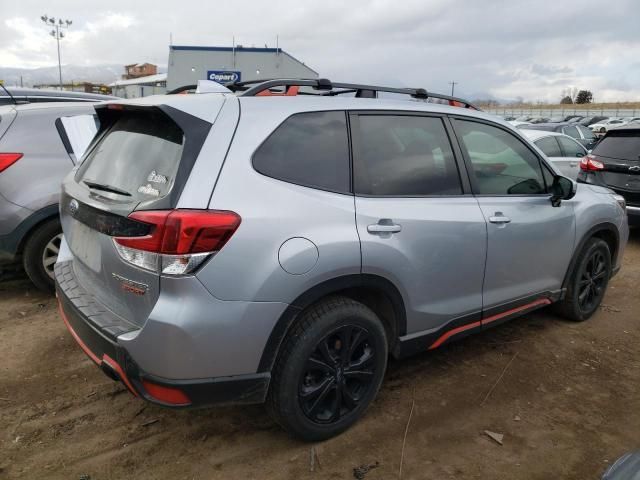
[83,180,132,197]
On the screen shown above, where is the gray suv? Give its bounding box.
[55,79,629,441]
[0,102,98,290]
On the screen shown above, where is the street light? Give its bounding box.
[41,15,72,90]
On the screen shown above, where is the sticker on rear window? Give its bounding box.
[137,184,160,197]
[147,170,168,184]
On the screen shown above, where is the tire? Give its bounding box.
[555,238,612,322]
[22,218,62,293]
[267,296,388,442]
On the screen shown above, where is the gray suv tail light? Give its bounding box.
[113,209,241,275]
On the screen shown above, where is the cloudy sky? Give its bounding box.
[2,0,640,102]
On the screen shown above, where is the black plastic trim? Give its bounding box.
[395,290,560,357]
[395,311,482,359]
[54,117,74,157]
[0,203,59,258]
[60,193,151,237]
[561,222,621,289]
[257,274,407,373]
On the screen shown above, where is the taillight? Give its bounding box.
[0,153,23,173]
[580,154,604,171]
[113,210,241,275]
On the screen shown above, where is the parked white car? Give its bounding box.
[609,117,640,130]
[508,120,532,127]
[590,118,627,134]
[521,129,587,179]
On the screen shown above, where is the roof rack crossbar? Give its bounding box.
[226,78,479,110]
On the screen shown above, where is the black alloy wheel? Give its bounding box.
[299,325,376,424]
[577,249,608,312]
[267,296,388,441]
[555,237,612,322]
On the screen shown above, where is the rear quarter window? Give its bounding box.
[76,110,184,201]
[252,111,350,193]
[593,132,640,161]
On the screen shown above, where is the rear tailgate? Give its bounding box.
[592,130,640,204]
[60,100,220,327]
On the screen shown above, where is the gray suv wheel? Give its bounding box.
[267,296,388,441]
[23,218,62,292]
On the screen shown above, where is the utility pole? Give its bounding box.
[449,81,458,97]
[41,15,72,90]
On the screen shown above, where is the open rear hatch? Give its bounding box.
[60,103,214,327]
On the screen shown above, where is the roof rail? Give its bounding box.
[226,78,480,110]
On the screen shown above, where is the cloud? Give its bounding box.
[530,64,573,76]
[0,0,639,102]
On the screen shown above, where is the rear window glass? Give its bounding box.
[76,111,184,201]
[252,111,350,193]
[594,132,640,161]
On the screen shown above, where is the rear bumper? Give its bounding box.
[56,263,270,408]
[627,206,640,226]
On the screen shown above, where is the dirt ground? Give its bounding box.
[1,231,639,480]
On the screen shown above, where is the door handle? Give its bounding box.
[488,213,511,224]
[367,221,402,234]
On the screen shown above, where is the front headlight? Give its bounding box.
[613,194,626,210]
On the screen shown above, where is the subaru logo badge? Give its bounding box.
[69,199,79,216]
[629,165,640,172]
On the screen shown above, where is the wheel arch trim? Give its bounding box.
[256,274,407,373]
[562,221,620,291]
[1,203,59,258]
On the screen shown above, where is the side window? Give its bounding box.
[578,125,596,140]
[353,115,462,196]
[535,137,562,157]
[455,120,546,195]
[252,111,350,193]
[557,136,586,158]
[562,126,579,139]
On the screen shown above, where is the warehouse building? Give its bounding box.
[109,73,167,98]
[166,45,318,90]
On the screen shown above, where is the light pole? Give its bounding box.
[449,81,458,97]
[41,15,72,90]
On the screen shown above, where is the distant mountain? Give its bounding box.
[0,64,167,87]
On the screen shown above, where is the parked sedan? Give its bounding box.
[590,118,628,134]
[579,116,609,127]
[517,122,598,149]
[521,129,587,179]
[0,102,99,290]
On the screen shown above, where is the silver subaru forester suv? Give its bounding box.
[55,79,628,441]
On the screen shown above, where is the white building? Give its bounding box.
[109,73,167,99]
[166,45,318,91]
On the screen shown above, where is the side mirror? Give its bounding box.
[550,176,576,207]
[576,152,584,158]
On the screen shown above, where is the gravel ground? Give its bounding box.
[1,229,638,480]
